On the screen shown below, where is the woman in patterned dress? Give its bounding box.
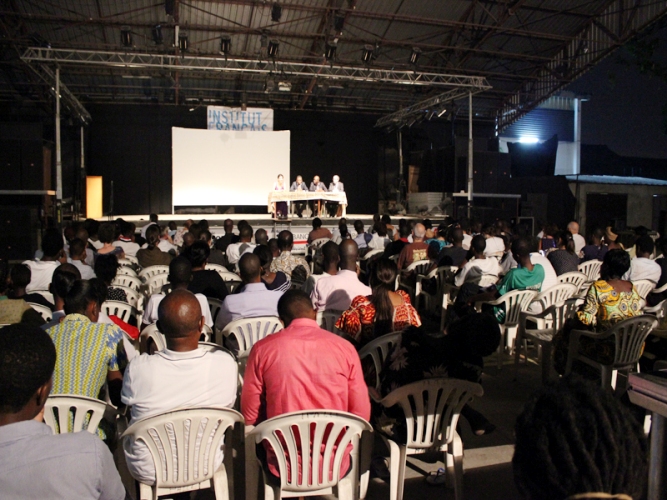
[336,257,421,347]
[553,248,643,375]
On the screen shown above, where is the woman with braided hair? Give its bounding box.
[513,376,647,500]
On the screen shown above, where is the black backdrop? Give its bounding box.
[87,105,383,215]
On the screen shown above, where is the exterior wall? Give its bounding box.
[569,182,667,234]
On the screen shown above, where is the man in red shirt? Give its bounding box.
[397,222,429,270]
[241,289,370,478]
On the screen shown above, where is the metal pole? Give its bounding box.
[79,125,85,220]
[397,129,404,208]
[467,91,473,219]
[55,67,62,226]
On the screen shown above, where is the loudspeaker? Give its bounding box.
[0,207,39,260]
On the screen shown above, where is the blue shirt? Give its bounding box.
[215,282,283,330]
[0,420,126,500]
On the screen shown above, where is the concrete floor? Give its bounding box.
[117,349,544,500]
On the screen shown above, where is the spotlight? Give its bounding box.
[362,44,374,63]
[178,31,188,52]
[267,39,279,58]
[325,40,337,61]
[333,12,345,32]
[437,108,447,118]
[121,26,132,47]
[219,35,231,55]
[265,78,275,93]
[409,47,421,65]
[152,25,163,45]
[271,2,282,22]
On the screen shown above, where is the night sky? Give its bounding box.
[566,25,667,159]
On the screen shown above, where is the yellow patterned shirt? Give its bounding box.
[577,280,643,331]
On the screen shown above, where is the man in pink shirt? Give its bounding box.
[241,289,371,479]
[310,240,371,312]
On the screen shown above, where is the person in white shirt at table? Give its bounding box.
[623,235,661,283]
[121,289,237,485]
[311,240,371,312]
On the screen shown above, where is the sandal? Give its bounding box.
[426,468,447,486]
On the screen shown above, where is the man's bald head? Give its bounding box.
[567,221,580,234]
[413,223,426,240]
[239,253,262,283]
[157,289,202,341]
[339,239,359,271]
[277,290,316,327]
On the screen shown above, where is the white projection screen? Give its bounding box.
[172,127,290,207]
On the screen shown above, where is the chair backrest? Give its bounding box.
[361,248,384,261]
[27,302,53,322]
[207,297,223,326]
[605,315,658,367]
[205,264,239,282]
[357,331,402,390]
[139,265,170,282]
[124,254,139,267]
[578,260,602,281]
[146,274,170,295]
[111,274,142,292]
[225,280,243,294]
[116,264,138,277]
[140,323,166,353]
[122,408,243,489]
[220,316,283,358]
[500,289,538,325]
[533,283,578,310]
[557,271,588,291]
[114,285,143,311]
[198,341,236,357]
[249,410,371,493]
[102,300,137,324]
[31,289,54,305]
[405,259,431,275]
[316,309,344,333]
[478,273,500,288]
[380,378,483,450]
[309,237,331,250]
[44,394,113,434]
[633,279,657,299]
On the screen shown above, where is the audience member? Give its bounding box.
[337,258,421,346]
[252,245,290,292]
[7,263,55,308]
[382,214,395,240]
[140,213,159,239]
[397,223,429,270]
[482,224,505,257]
[23,228,67,292]
[270,230,310,282]
[68,237,96,280]
[85,219,103,250]
[537,223,557,253]
[547,230,580,276]
[530,248,558,293]
[513,377,647,500]
[226,224,256,268]
[567,221,586,255]
[307,217,333,244]
[121,289,237,485]
[156,226,177,255]
[303,241,339,295]
[623,235,661,282]
[173,219,193,248]
[41,263,80,330]
[454,235,500,287]
[113,220,140,257]
[383,224,410,258]
[96,223,125,259]
[311,240,371,312]
[241,290,370,479]
[183,241,228,301]
[332,217,351,243]
[200,229,225,266]
[0,324,126,499]
[648,237,667,306]
[438,227,467,267]
[581,227,608,262]
[136,225,173,268]
[353,220,372,249]
[214,218,238,252]
[216,253,282,331]
[255,228,269,246]
[267,238,280,258]
[0,261,44,326]
[94,254,128,303]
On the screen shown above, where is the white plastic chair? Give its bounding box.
[373,378,483,500]
[139,323,166,353]
[316,309,345,333]
[358,331,402,391]
[122,407,243,500]
[208,297,223,327]
[557,271,588,292]
[27,302,53,322]
[111,274,142,292]
[530,283,578,312]
[219,316,283,358]
[565,315,658,392]
[124,254,140,267]
[475,289,538,370]
[113,284,144,311]
[206,264,240,282]
[116,264,138,277]
[360,249,384,261]
[139,265,170,282]
[399,260,431,302]
[32,289,54,305]
[633,279,657,299]
[578,260,602,282]
[248,410,371,500]
[44,394,116,435]
[102,300,138,325]
[415,266,456,314]
[146,273,169,295]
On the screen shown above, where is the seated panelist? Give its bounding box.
[309,175,327,216]
[327,175,344,217]
[290,175,308,218]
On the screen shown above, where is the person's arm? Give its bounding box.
[240,347,264,426]
[467,288,499,306]
[107,370,123,407]
[576,284,599,327]
[346,346,371,420]
[214,273,228,301]
[339,182,344,192]
[216,299,232,331]
[397,247,407,270]
[95,437,128,500]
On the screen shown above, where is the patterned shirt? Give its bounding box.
[577,280,643,331]
[270,251,310,281]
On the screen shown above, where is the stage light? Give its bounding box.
[409,47,421,65]
[437,108,447,117]
[178,31,188,52]
[152,25,163,45]
[325,40,337,61]
[519,136,539,144]
[121,26,132,47]
[267,39,279,58]
[271,2,282,22]
[219,35,231,55]
[333,12,345,32]
[265,78,275,93]
[362,44,374,63]
[165,0,174,16]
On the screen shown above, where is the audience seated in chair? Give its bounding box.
[311,239,371,312]
[302,241,339,295]
[216,253,283,332]
[438,227,467,267]
[383,224,410,259]
[213,218,238,253]
[23,228,67,293]
[648,237,667,306]
[0,261,45,327]
[94,254,128,303]
[41,263,80,330]
[241,290,370,479]
[397,223,429,271]
[270,230,310,283]
[567,221,586,255]
[7,263,56,309]
[226,224,256,270]
[95,223,125,260]
[513,376,647,500]
[307,217,332,244]
[250,245,290,293]
[623,235,661,283]
[136,224,173,268]
[353,220,373,250]
[580,227,608,263]
[122,289,237,486]
[67,238,96,280]
[112,220,140,257]
[141,256,213,331]
[547,231,580,276]
[454,235,500,288]
[0,324,126,499]
[183,240,229,301]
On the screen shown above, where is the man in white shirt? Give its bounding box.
[482,224,505,257]
[623,235,661,282]
[567,221,586,256]
[455,235,500,287]
[157,226,178,254]
[302,241,339,295]
[226,225,257,269]
[216,253,282,331]
[23,229,67,293]
[311,240,371,312]
[67,238,96,280]
[121,289,237,485]
[113,220,141,257]
[528,250,559,313]
[140,213,159,240]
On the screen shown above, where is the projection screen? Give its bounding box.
[172,127,291,207]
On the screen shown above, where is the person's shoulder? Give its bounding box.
[349,294,370,308]
[396,289,412,303]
